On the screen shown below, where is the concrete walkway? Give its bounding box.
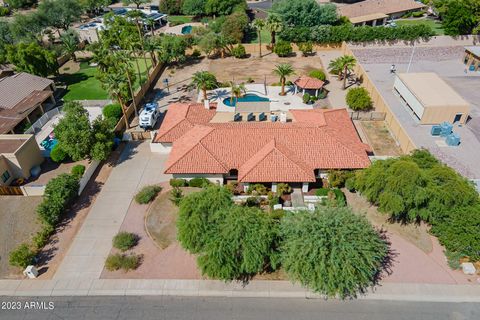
[1,279,480,302]
[53,141,171,281]
[291,188,305,207]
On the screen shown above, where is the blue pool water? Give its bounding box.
[41,133,58,152]
[181,25,193,35]
[223,93,270,107]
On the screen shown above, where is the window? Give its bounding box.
[1,170,11,183]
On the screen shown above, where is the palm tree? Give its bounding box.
[126,10,150,75]
[61,30,80,62]
[266,14,283,48]
[191,71,217,101]
[146,17,156,36]
[103,71,130,129]
[328,55,357,90]
[90,43,113,73]
[252,19,265,58]
[229,82,246,104]
[144,36,160,66]
[273,64,295,96]
[114,51,139,117]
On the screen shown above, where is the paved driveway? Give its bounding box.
[53,141,171,280]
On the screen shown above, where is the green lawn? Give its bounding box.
[244,28,271,44]
[60,59,153,101]
[167,15,194,25]
[396,19,445,35]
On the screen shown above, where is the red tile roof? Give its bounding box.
[159,104,371,183]
[294,76,324,90]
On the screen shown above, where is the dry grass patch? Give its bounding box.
[360,121,403,156]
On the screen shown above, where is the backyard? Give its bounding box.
[396,18,445,35]
[58,59,153,101]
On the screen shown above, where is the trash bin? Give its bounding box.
[23,265,38,279]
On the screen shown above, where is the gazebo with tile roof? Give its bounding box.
[293,76,325,97]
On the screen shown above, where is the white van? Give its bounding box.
[139,102,159,129]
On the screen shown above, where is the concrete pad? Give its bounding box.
[125,279,165,295]
[0,280,21,295]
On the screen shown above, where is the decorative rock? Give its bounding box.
[461,262,476,275]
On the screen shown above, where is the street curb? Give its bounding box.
[1,279,480,302]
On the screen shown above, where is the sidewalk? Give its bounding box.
[0,279,479,302]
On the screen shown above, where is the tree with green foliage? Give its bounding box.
[156,34,188,63]
[38,0,83,36]
[197,32,223,58]
[191,71,217,101]
[328,55,356,89]
[177,186,233,253]
[90,117,115,161]
[60,29,80,62]
[182,0,206,16]
[221,11,249,43]
[205,0,244,16]
[272,0,338,27]
[5,0,37,9]
[159,0,184,14]
[273,63,295,96]
[197,206,279,281]
[346,87,373,111]
[54,102,93,161]
[6,42,58,77]
[8,13,46,43]
[281,207,389,298]
[9,244,36,269]
[252,19,265,58]
[123,0,149,9]
[436,0,479,35]
[0,21,13,63]
[273,40,293,57]
[265,14,283,47]
[80,0,112,17]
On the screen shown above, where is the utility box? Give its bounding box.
[431,125,442,136]
[446,133,461,146]
[23,265,38,279]
[440,122,453,137]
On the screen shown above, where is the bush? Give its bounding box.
[102,103,123,121]
[113,232,138,252]
[331,188,346,207]
[71,164,86,179]
[274,41,293,57]
[135,185,162,204]
[316,188,329,196]
[281,207,389,298]
[188,177,211,188]
[0,6,11,16]
[32,225,54,249]
[50,144,67,162]
[270,209,285,220]
[297,42,313,56]
[268,192,280,208]
[191,48,202,58]
[170,178,187,187]
[308,69,326,81]
[346,87,373,111]
[345,177,356,192]
[244,196,260,207]
[231,44,246,58]
[105,253,141,271]
[276,183,292,195]
[247,183,268,195]
[412,11,424,18]
[9,244,36,269]
[328,170,353,188]
[170,187,184,206]
[302,93,311,104]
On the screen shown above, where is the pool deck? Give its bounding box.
[205,84,313,113]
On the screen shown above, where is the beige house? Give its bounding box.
[0,134,43,186]
[464,46,480,72]
[393,73,470,125]
[339,0,426,26]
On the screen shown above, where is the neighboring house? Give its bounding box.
[0,71,56,134]
[393,73,470,124]
[0,134,43,186]
[339,0,426,26]
[152,103,371,192]
[463,46,480,72]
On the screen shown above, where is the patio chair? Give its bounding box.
[247,113,255,122]
[234,113,242,122]
[270,114,278,122]
[259,112,266,121]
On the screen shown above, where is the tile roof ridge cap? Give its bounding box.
[238,139,277,180]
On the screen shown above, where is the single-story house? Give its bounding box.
[463,46,480,72]
[0,134,43,186]
[393,73,470,124]
[152,103,371,192]
[339,0,426,26]
[0,71,56,134]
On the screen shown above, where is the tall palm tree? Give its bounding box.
[266,14,283,48]
[126,10,150,76]
[273,64,295,96]
[191,71,217,101]
[103,71,130,129]
[229,82,246,104]
[328,55,357,90]
[61,31,80,62]
[146,17,156,36]
[144,36,160,66]
[114,51,139,117]
[252,19,265,58]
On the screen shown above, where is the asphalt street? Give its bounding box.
[247,0,273,11]
[1,296,479,320]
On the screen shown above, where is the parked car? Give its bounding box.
[139,102,159,129]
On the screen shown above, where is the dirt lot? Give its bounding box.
[0,196,43,279]
[360,121,403,156]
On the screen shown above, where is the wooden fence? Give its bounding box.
[0,186,23,196]
[342,42,416,154]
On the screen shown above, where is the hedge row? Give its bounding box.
[279,24,434,44]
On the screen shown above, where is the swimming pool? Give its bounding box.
[181,25,193,35]
[223,93,270,107]
[40,132,58,152]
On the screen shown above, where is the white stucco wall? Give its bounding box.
[172,174,224,185]
[394,76,425,119]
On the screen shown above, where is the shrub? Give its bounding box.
[50,144,67,162]
[0,6,11,16]
[276,183,292,195]
[247,183,268,195]
[135,185,162,204]
[231,44,246,58]
[244,196,260,207]
[308,69,326,81]
[270,209,285,220]
[71,164,86,179]
[32,225,54,249]
[188,177,211,188]
[112,232,138,252]
[331,188,346,207]
[346,87,373,111]
[170,187,184,206]
[328,170,353,188]
[316,188,329,196]
[297,42,313,56]
[302,93,311,104]
[9,244,36,269]
[274,41,293,57]
[345,177,356,192]
[281,207,389,298]
[170,178,187,187]
[105,253,141,271]
[191,48,202,58]
[412,11,424,18]
[102,103,123,121]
